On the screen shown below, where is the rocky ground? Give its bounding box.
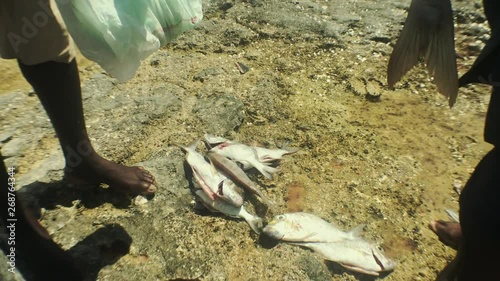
[0,0,495,280]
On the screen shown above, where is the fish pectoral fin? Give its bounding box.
[258,164,279,179]
[299,232,318,241]
[348,224,365,239]
[337,263,380,276]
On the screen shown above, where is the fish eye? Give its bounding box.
[277,215,286,220]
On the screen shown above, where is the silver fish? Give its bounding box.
[203,134,298,170]
[207,152,275,208]
[210,142,279,179]
[195,190,263,234]
[203,134,231,147]
[263,212,362,243]
[253,146,299,164]
[292,239,396,276]
[178,142,244,207]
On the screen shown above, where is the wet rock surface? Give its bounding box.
[0,0,494,280]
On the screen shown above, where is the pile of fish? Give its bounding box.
[263,212,397,276]
[179,135,396,277]
[179,134,297,233]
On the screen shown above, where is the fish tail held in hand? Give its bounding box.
[388,0,458,107]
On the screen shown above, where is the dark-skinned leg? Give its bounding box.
[0,158,82,281]
[456,147,500,280]
[17,59,157,195]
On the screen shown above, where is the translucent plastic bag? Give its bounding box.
[55,0,203,81]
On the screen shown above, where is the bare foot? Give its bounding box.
[64,153,157,196]
[429,220,462,250]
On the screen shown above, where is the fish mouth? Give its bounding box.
[372,249,385,271]
[371,249,396,272]
[338,263,380,276]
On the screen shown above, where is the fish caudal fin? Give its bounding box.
[279,141,300,155]
[284,147,299,155]
[256,164,279,180]
[176,140,200,153]
[257,191,275,209]
[387,0,458,107]
[239,208,263,234]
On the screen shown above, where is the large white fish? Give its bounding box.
[262,212,396,276]
[292,240,396,276]
[210,142,279,179]
[195,190,263,234]
[178,142,244,207]
[263,212,362,243]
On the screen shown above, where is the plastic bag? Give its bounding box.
[55,0,203,81]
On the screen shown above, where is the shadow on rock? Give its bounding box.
[17,181,135,215]
[257,233,280,249]
[325,260,391,281]
[0,223,131,281]
[69,224,132,281]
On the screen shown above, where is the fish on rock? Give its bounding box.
[292,239,396,276]
[203,134,231,147]
[210,141,279,179]
[262,212,362,243]
[262,212,396,276]
[195,190,263,234]
[178,142,244,207]
[203,134,298,170]
[252,146,299,164]
[207,151,275,208]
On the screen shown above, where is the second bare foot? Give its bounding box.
[429,220,462,250]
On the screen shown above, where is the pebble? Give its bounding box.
[0,138,24,158]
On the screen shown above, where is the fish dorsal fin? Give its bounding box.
[189,140,200,150]
[348,224,365,238]
[175,140,199,154]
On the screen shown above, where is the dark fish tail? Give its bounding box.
[388,0,458,107]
